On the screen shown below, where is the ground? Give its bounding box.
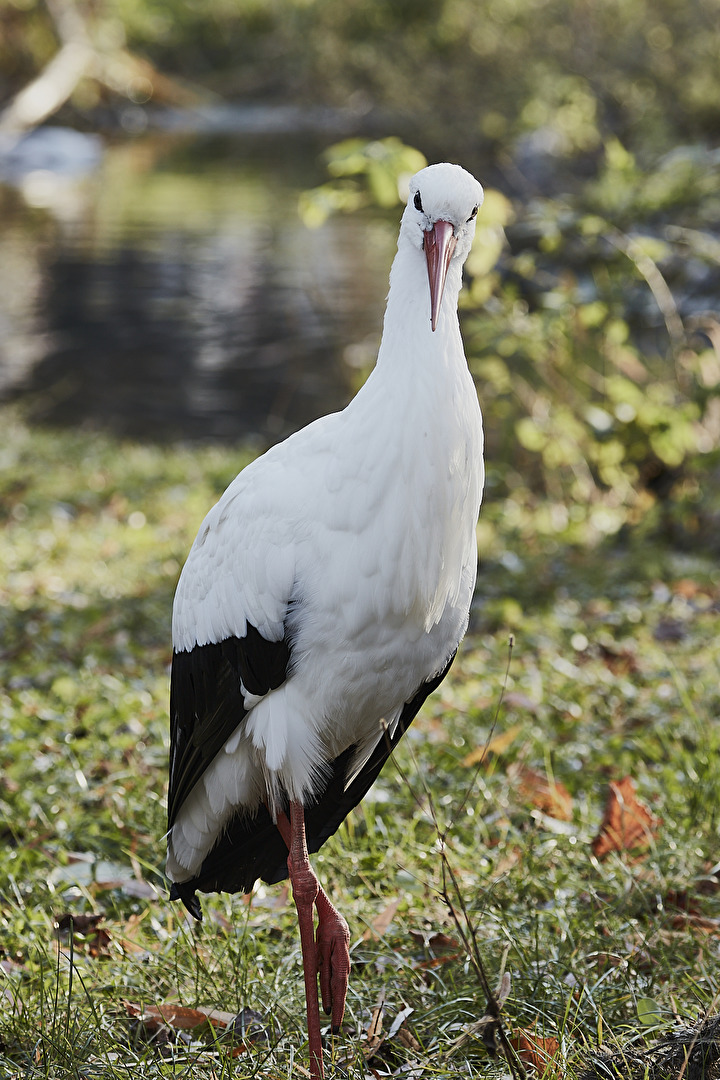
[1,410,719,1078]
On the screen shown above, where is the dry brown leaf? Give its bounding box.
[362,897,401,940]
[196,1005,241,1028]
[664,888,702,917]
[366,1001,384,1040]
[462,723,523,767]
[408,930,460,954]
[509,1029,561,1077]
[409,929,462,968]
[115,936,148,955]
[55,913,103,935]
[598,642,639,676]
[87,928,113,958]
[363,1003,416,1066]
[591,776,660,859]
[54,913,113,958]
[124,1002,173,1043]
[124,1001,229,1030]
[511,764,573,821]
[396,1025,423,1052]
[669,912,720,933]
[663,890,720,932]
[364,996,385,1054]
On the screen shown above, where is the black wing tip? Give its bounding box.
[169,881,203,921]
[168,630,291,828]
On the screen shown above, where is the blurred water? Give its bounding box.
[0,130,396,443]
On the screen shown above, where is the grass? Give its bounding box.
[1,407,720,1078]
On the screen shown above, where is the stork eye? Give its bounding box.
[467,205,478,222]
[413,191,423,212]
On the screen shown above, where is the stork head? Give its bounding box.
[402,163,484,331]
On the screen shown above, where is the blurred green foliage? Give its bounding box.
[298,137,428,226]
[114,0,720,157]
[304,137,720,552]
[2,0,720,162]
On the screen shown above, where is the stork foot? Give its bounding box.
[315,887,350,1034]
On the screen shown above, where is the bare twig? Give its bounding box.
[0,0,204,142]
[0,42,94,137]
[451,633,515,829]
[438,846,527,1080]
[605,226,685,353]
[0,0,93,137]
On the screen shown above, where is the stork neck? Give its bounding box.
[375,241,464,374]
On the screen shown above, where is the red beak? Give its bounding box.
[423,220,457,332]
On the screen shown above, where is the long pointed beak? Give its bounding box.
[423,220,457,332]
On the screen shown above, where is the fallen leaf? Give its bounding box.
[697,866,720,896]
[408,929,460,954]
[598,643,639,676]
[388,1005,414,1039]
[366,994,384,1048]
[54,913,113,958]
[396,1025,423,1052]
[225,1006,277,1044]
[125,1001,222,1031]
[124,1003,176,1048]
[511,764,573,821]
[591,777,659,859]
[636,996,664,1026]
[509,1029,561,1077]
[363,1000,417,1067]
[664,888,702,917]
[55,913,103,935]
[87,928,113,958]
[662,883,720,930]
[462,723,523,767]
[668,911,720,933]
[362,897,401,940]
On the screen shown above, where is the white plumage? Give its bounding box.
[165,161,485,1077]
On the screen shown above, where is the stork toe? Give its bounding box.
[315,890,350,1033]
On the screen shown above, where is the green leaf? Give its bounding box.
[636,998,664,1027]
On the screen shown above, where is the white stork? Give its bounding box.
[166,162,485,1079]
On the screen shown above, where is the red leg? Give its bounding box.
[276,806,351,1054]
[286,801,324,1080]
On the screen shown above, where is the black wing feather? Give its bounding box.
[170,650,456,912]
[167,630,291,829]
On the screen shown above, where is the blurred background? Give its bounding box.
[1,0,719,547]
